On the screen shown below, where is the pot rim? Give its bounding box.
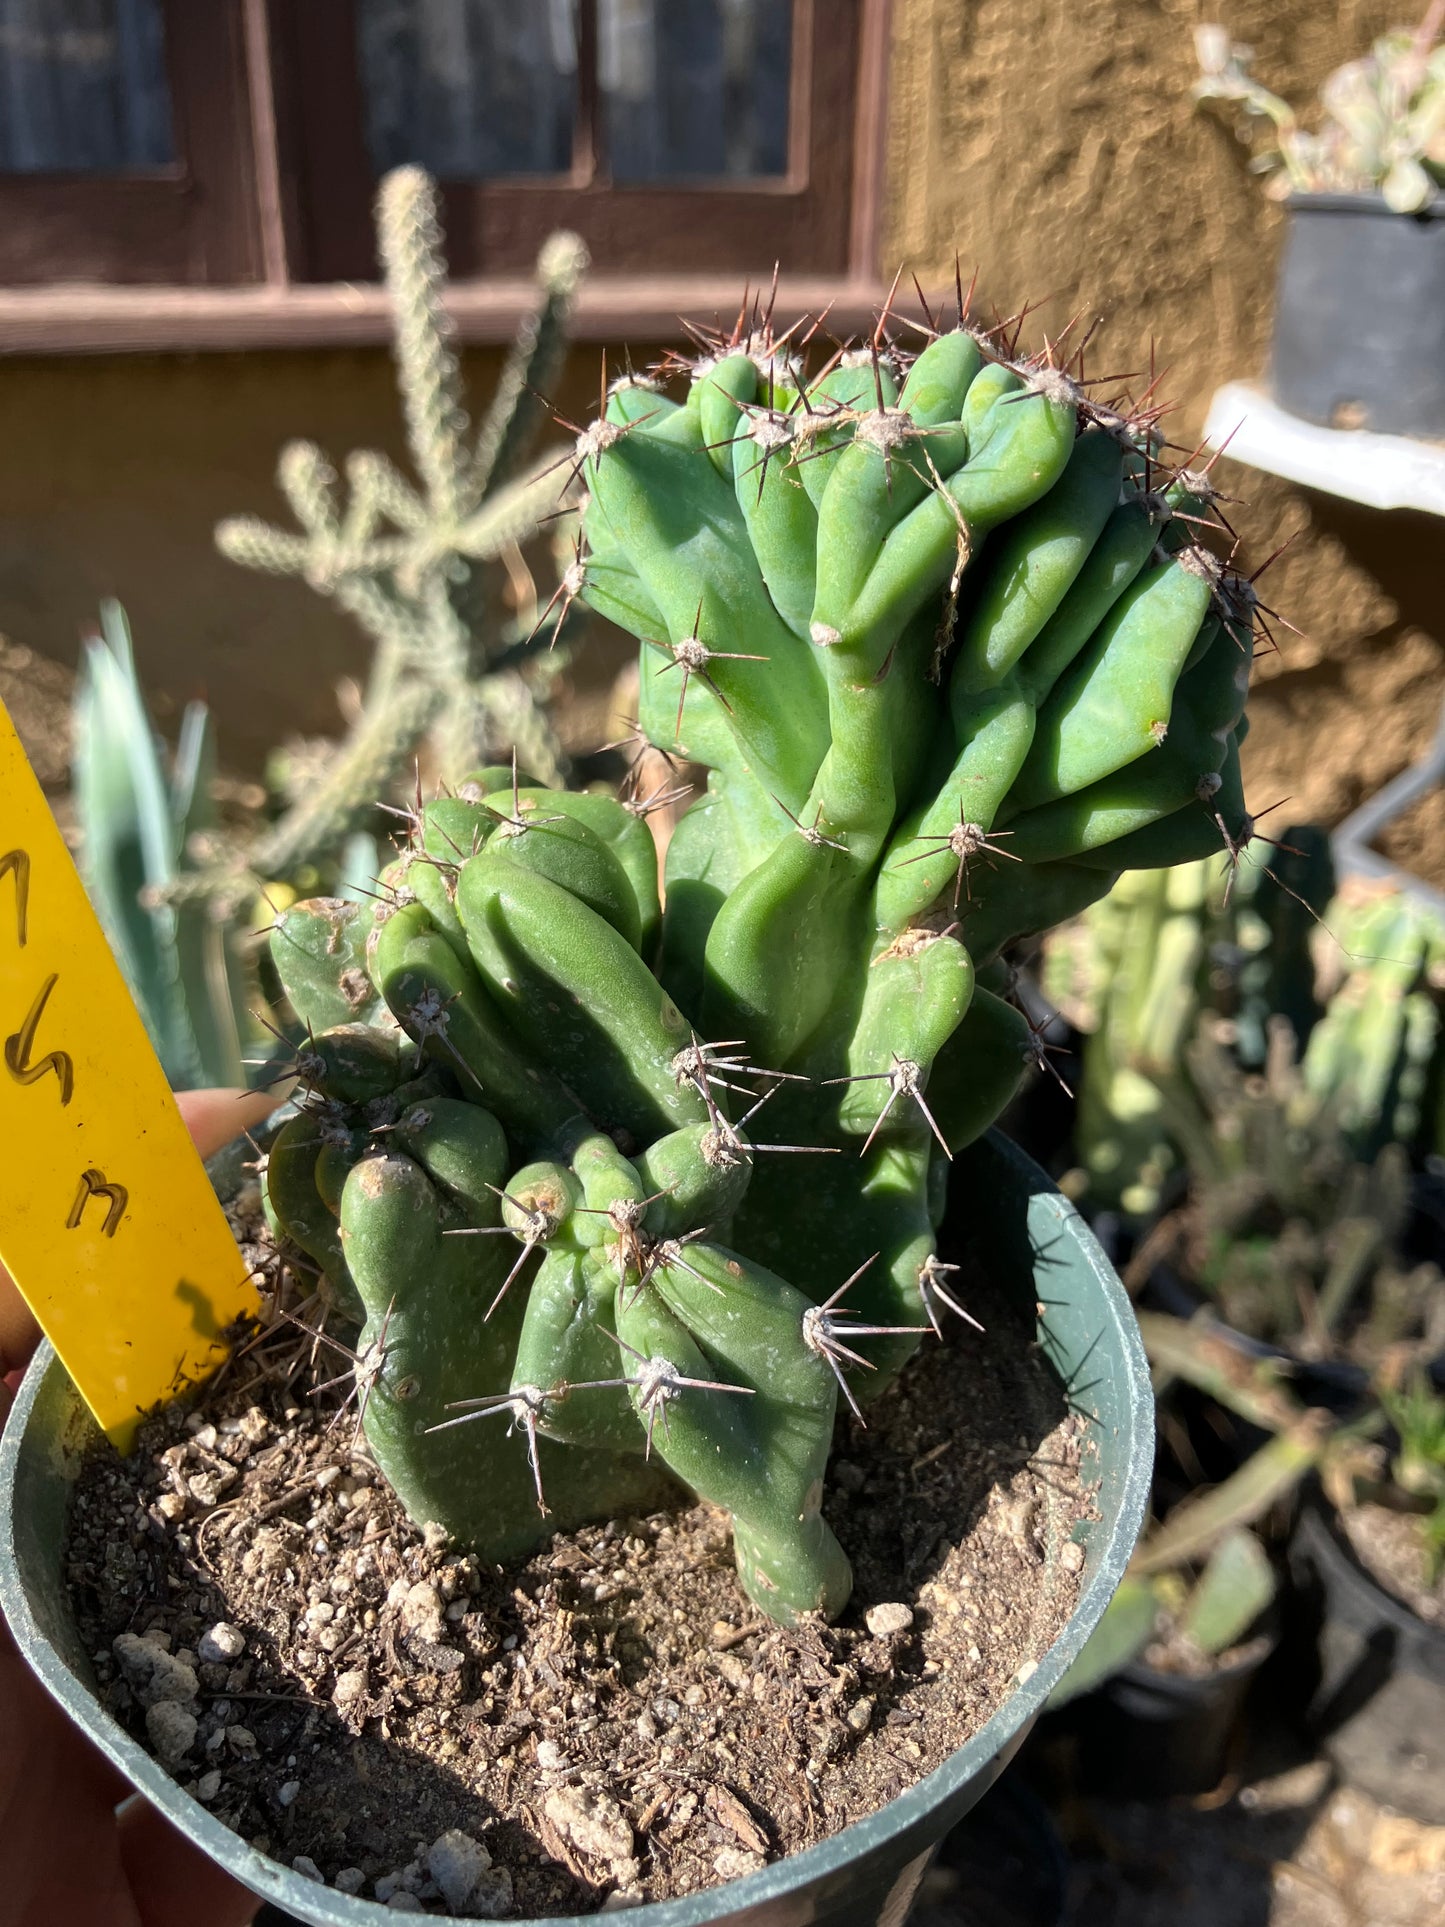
[1285,189,1445,220]
[0,1134,1153,1926]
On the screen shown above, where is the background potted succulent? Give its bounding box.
[1194,5,1445,437]
[1092,1302,1445,1812]
[1046,1508,1280,1802]
[1035,845,1445,1812]
[1292,1370,1445,1825]
[2,254,1279,1918]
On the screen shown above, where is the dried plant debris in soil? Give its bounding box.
[1340,1502,1445,1629]
[66,1276,1090,1916]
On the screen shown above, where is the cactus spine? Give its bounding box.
[265,285,1269,1626]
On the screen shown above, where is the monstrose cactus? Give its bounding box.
[263,286,1264,1626]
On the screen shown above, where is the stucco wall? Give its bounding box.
[884,0,1445,824]
[0,344,632,773]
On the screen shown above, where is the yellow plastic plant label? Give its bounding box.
[0,695,259,1449]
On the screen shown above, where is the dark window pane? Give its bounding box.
[600,0,791,182]
[0,0,173,173]
[358,0,578,179]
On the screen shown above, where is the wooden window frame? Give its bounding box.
[0,1,266,288]
[0,0,893,353]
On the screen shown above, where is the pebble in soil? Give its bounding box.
[64,1250,1091,1917]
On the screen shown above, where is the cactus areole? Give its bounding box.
[264,290,1260,1629]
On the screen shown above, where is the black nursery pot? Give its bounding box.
[1290,1495,1445,1825]
[910,1774,1069,1927]
[1043,1630,1277,1802]
[1270,193,1445,438]
[0,1134,1152,1927]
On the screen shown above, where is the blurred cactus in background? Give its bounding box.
[1047,846,1445,1366]
[1045,860,1224,1218]
[214,165,588,891]
[85,170,587,1084]
[1303,880,1445,1162]
[1051,1521,1278,1702]
[1378,1372,1445,1580]
[1193,5,1445,212]
[1142,1022,1443,1364]
[1044,828,1334,1216]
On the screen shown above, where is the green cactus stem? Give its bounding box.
[265,282,1274,1625]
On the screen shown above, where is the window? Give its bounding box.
[355,1,792,184]
[0,0,174,173]
[0,1,265,285]
[601,0,792,180]
[282,0,874,281]
[0,0,889,343]
[357,1,580,180]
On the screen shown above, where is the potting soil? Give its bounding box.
[62,1197,1090,1916]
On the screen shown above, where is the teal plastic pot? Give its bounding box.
[0,1133,1152,1927]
